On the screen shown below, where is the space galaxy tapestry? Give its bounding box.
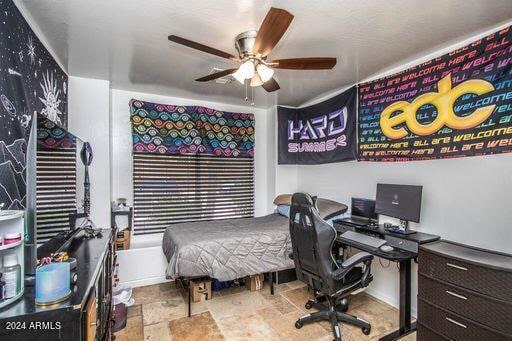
[0,0,68,209]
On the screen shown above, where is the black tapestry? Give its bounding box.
[0,0,68,209]
[277,86,357,164]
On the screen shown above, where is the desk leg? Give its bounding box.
[379,260,416,341]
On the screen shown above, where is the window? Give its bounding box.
[132,152,254,235]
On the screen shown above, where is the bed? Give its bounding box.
[162,196,347,281]
[161,196,347,316]
[162,213,293,281]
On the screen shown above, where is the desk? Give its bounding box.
[333,220,440,341]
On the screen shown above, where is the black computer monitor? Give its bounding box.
[351,198,378,221]
[375,184,422,233]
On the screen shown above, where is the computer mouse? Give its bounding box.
[380,245,394,252]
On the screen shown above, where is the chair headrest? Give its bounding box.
[291,193,316,208]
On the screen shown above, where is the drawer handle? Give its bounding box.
[446,290,467,300]
[445,317,467,329]
[446,263,468,271]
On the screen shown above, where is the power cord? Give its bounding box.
[379,257,391,268]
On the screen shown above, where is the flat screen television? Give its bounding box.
[25,114,87,274]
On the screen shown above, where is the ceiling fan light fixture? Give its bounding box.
[239,60,255,78]
[250,73,264,87]
[256,63,274,83]
[233,60,255,84]
[232,68,246,84]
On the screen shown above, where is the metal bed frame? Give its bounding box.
[176,272,276,317]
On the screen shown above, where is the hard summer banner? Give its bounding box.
[278,86,357,164]
[358,26,512,161]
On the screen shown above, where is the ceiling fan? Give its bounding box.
[168,7,336,93]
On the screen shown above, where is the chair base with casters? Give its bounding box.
[295,294,371,340]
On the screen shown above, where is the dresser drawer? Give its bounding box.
[418,299,511,341]
[419,274,512,335]
[417,322,449,341]
[419,249,512,302]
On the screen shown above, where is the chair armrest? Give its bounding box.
[331,252,373,281]
[341,252,373,269]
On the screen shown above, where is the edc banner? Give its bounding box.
[278,86,357,164]
[358,26,512,161]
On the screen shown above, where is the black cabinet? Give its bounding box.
[418,240,512,341]
[0,229,116,341]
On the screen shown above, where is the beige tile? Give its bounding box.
[114,315,143,341]
[314,328,363,341]
[169,311,224,340]
[255,306,283,320]
[178,290,211,316]
[134,282,403,341]
[280,286,312,310]
[273,282,292,293]
[266,310,330,341]
[347,295,394,317]
[144,321,171,341]
[133,283,182,306]
[346,292,376,310]
[262,291,298,314]
[206,291,271,320]
[216,312,280,340]
[262,281,293,295]
[342,306,399,339]
[127,304,142,318]
[142,297,187,325]
[285,280,307,290]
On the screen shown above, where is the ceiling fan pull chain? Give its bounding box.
[251,86,255,106]
[244,80,248,102]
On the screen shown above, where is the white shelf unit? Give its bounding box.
[0,210,25,309]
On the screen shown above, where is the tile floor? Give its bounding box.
[114,281,417,341]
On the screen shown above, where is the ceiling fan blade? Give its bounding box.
[253,7,294,57]
[195,68,238,82]
[270,57,337,70]
[168,35,239,61]
[262,77,280,92]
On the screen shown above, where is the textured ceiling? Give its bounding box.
[16,0,512,108]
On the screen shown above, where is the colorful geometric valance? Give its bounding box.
[130,99,255,158]
[37,114,76,150]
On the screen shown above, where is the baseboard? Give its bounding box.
[364,287,417,318]
[119,276,172,288]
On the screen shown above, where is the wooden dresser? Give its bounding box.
[0,229,116,341]
[418,240,512,341]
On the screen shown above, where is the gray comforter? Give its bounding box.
[162,213,294,281]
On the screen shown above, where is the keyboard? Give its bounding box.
[340,230,386,249]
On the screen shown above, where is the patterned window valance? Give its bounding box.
[37,114,76,150]
[130,99,255,158]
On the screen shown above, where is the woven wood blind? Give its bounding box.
[133,152,254,235]
[36,148,77,242]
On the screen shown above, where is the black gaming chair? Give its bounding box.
[289,193,374,341]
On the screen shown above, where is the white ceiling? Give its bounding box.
[16,0,512,108]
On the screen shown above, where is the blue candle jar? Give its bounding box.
[36,262,71,305]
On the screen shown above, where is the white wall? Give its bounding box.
[68,76,111,228]
[275,21,512,315]
[296,155,512,313]
[266,105,299,199]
